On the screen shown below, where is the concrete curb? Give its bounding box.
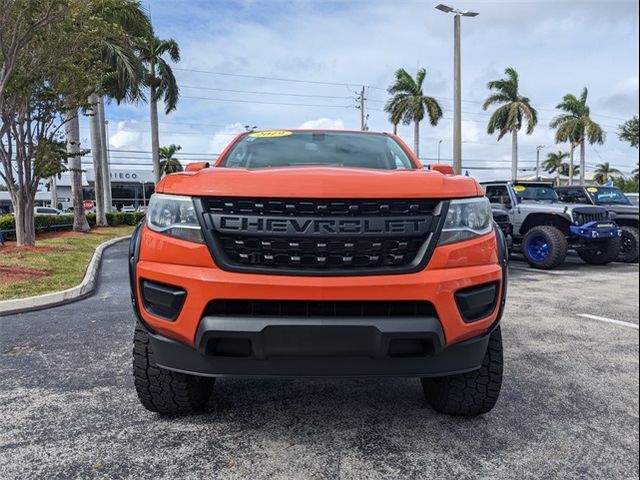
[0,236,131,316]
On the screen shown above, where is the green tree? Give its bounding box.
[384,68,442,158]
[593,162,622,184]
[613,176,639,193]
[138,34,180,184]
[483,67,538,182]
[618,116,639,149]
[159,144,183,175]
[550,88,604,185]
[542,151,569,185]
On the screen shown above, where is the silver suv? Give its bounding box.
[481,181,622,269]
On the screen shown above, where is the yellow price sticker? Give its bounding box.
[513,185,526,192]
[587,187,599,193]
[248,130,293,138]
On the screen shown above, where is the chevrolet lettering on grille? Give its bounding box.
[212,215,432,237]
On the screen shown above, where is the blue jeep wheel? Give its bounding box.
[522,226,568,270]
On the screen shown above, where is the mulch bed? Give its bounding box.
[0,266,50,283]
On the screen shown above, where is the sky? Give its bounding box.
[96,0,639,180]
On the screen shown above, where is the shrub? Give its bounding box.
[0,211,144,240]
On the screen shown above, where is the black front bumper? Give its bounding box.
[144,317,492,377]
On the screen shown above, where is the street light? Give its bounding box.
[435,4,479,175]
[536,145,546,179]
[437,139,443,163]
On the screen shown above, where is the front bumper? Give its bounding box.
[142,318,493,377]
[570,221,622,239]
[130,224,507,377]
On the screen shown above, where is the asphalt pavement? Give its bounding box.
[1,243,638,479]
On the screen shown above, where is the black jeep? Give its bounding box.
[556,185,639,263]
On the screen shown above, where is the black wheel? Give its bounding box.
[617,226,639,263]
[133,324,215,415]
[421,327,503,417]
[522,226,568,269]
[577,236,622,265]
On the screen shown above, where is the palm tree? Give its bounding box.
[550,88,604,185]
[138,34,180,184]
[159,144,183,175]
[542,151,569,185]
[385,68,443,158]
[79,1,150,226]
[593,162,622,184]
[483,67,538,182]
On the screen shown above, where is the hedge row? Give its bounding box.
[0,212,145,240]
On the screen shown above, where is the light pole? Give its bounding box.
[436,4,478,175]
[535,145,545,179]
[437,139,443,163]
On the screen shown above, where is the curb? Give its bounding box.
[0,236,131,316]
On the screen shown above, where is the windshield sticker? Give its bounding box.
[513,185,526,192]
[587,187,599,193]
[249,130,293,138]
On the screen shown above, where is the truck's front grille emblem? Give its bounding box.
[197,197,446,275]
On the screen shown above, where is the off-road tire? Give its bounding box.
[617,226,639,263]
[577,236,622,265]
[133,324,215,414]
[522,226,568,270]
[421,327,503,417]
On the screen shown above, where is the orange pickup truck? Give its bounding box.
[129,130,508,416]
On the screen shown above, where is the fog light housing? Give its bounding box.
[141,280,186,321]
[455,282,499,323]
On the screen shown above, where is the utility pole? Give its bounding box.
[357,86,367,131]
[536,145,545,179]
[436,4,479,175]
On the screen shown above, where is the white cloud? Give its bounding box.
[109,120,143,149]
[208,123,246,154]
[297,118,345,130]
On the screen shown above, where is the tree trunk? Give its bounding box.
[568,144,575,186]
[150,88,161,184]
[50,175,57,209]
[556,169,560,187]
[65,111,90,233]
[13,190,36,246]
[392,123,397,135]
[413,121,420,159]
[579,139,586,185]
[88,93,107,226]
[511,129,518,182]
[98,96,112,213]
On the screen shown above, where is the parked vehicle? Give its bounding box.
[34,206,63,216]
[129,130,508,417]
[482,181,621,269]
[626,193,639,207]
[491,207,513,252]
[121,205,136,213]
[556,185,639,263]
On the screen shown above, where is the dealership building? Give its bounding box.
[0,167,155,214]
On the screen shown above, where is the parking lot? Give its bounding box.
[0,242,638,479]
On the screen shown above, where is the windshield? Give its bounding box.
[219,131,416,170]
[587,187,631,205]
[513,184,559,202]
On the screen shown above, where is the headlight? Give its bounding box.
[438,197,493,246]
[146,193,204,243]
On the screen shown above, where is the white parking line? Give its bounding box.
[577,314,639,330]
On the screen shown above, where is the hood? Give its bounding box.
[157,166,481,199]
[600,204,639,216]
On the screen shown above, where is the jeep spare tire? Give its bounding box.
[578,236,622,265]
[522,225,568,269]
[617,226,639,263]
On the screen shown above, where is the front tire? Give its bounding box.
[577,236,622,265]
[133,324,215,415]
[617,226,639,263]
[522,226,568,269]
[421,327,503,417]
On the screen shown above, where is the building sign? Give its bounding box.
[85,168,154,184]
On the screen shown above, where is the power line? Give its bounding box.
[181,95,352,108]
[181,85,353,100]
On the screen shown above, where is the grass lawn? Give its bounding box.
[0,226,134,301]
